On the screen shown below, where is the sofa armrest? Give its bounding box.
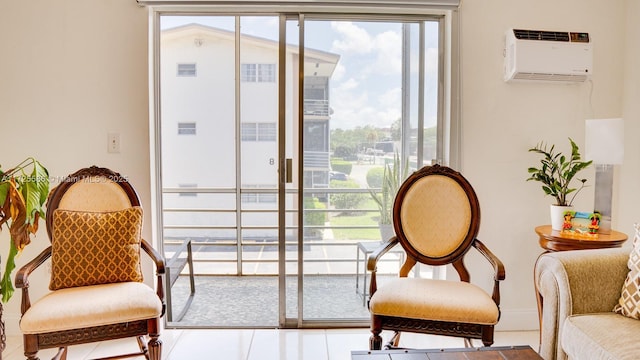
[534,248,630,360]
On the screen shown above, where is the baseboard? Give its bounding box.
[495,308,539,331]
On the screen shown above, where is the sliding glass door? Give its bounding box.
[299,18,441,323]
[154,10,447,328]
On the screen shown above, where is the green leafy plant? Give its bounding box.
[303,196,326,238]
[527,138,592,206]
[0,158,49,302]
[366,167,384,189]
[330,159,352,175]
[329,179,367,214]
[368,153,408,225]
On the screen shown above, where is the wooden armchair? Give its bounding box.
[367,164,505,350]
[15,166,165,360]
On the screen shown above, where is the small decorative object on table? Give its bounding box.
[560,210,601,236]
[527,138,592,230]
[0,158,49,357]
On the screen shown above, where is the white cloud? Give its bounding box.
[337,78,359,91]
[330,81,402,129]
[332,62,346,82]
[378,87,401,108]
[330,22,374,54]
[327,22,407,129]
[425,47,438,76]
[373,31,402,75]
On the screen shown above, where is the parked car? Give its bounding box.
[330,171,348,181]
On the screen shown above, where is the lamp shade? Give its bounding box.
[585,118,624,165]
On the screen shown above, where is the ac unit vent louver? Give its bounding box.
[513,29,570,42]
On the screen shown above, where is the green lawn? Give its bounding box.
[329,198,381,240]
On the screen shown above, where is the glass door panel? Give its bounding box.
[300,19,439,322]
[159,15,281,327]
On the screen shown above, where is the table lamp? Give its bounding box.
[585,118,624,234]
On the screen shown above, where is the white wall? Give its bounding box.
[0,0,638,338]
[0,0,149,335]
[459,0,638,330]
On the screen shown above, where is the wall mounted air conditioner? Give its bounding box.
[504,28,592,82]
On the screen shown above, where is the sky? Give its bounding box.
[161,16,439,130]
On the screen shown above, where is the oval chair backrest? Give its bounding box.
[45,166,140,241]
[393,164,480,266]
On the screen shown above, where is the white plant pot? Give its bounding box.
[550,204,573,231]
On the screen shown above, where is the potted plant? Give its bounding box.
[369,153,408,241]
[0,158,49,302]
[526,138,592,230]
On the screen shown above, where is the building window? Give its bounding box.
[257,64,276,82]
[257,123,276,141]
[178,122,196,135]
[241,123,276,141]
[241,64,275,82]
[240,64,256,82]
[242,185,277,203]
[178,183,198,197]
[177,63,197,77]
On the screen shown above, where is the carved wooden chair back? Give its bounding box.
[393,164,480,280]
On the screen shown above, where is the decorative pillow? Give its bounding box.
[613,223,640,319]
[49,206,144,290]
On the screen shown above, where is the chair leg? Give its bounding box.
[52,347,67,360]
[369,332,382,351]
[23,334,39,360]
[369,317,383,350]
[481,326,494,347]
[384,332,401,350]
[148,333,162,360]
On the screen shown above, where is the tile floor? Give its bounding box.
[3,329,540,360]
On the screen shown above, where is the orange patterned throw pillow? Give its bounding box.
[49,207,144,290]
[613,223,640,319]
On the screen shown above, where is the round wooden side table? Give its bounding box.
[535,225,628,252]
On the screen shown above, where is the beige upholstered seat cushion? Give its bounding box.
[561,313,640,360]
[369,278,499,325]
[20,282,162,334]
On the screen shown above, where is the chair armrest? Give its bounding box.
[15,246,52,315]
[473,239,505,307]
[535,248,630,360]
[141,239,166,275]
[141,239,167,316]
[366,237,399,273]
[473,239,505,281]
[15,246,52,289]
[367,237,400,304]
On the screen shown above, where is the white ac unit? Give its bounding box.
[504,28,593,82]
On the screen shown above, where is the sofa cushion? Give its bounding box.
[50,207,143,290]
[613,223,640,319]
[561,312,640,360]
